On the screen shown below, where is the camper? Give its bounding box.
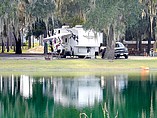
[43,25,103,58]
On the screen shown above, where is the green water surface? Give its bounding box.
[0,73,157,118]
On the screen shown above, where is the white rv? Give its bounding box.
[43,25,103,58]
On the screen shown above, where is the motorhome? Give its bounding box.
[43,25,103,58]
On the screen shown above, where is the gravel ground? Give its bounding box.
[0,53,45,60]
[0,53,157,60]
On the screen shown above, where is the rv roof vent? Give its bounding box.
[75,25,83,28]
[62,25,69,28]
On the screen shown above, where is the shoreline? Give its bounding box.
[0,53,157,60]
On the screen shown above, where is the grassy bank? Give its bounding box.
[0,59,157,76]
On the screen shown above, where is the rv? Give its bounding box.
[43,25,103,58]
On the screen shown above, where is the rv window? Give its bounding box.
[58,30,60,34]
[65,38,68,43]
[115,43,119,47]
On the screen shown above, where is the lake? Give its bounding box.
[0,72,157,118]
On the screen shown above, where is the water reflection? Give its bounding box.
[0,73,157,118]
[53,77,103,107]
[0,75,103,107]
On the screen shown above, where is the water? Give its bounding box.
[0,73,157,118]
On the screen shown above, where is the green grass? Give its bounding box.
[0,59,157,76]
[1,59,156,69]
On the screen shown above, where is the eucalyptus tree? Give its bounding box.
[0,0,27,54]
[0,0,56,54]
[25,0,55,49]
[0,0,16,53]
[71,0,91,26]
[13,1,26,54]
[32,18,46,46]
[54,0,90,26]
[84,0,142,59]
[141,0,157,54]
[125,17,149,52]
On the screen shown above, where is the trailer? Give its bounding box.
[43,25,103,58]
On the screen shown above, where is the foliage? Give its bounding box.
[48,17,54,32]
[85,0,143,31]
[0,0,15,17]
[62,16,84,27]
[125,16,149,41]
[55,0,90,26]
[25,0,55,19]
[83,0,143,59]
[52,18,62,28]
[32,19,46,38]
[1,0,157,55]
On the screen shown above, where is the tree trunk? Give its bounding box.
[44,42,48,54]
[13,31,22,54]
[39,36,42,46]
[6,37,9,52]
[104,24,115,59]
[148,16,151,55]
[16,32,22,54]
[152,16,156,39]
[21,31,23,49]
[15,41,22,54]
[33,36,34,47]
[13,41,16,52]
[28,26,31,49]
[1,40,4,53]
[28,36,31,49]
[139,36,142,53]
[44,30,48,54]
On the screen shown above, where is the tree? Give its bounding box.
[25,0,55,53]
[0,0,15,53]
[54,0,90,26]
[12,1,26,54]
[141,0,157,54]
[84,0,142,59]
[32,19,46,45]
[125,16,150,53]
[0,0,27,54]
[0,0,55,54]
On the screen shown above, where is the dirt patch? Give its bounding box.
[27,46,44,53]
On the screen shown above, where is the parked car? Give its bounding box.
[115,42,128,59]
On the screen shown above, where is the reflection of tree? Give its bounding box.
[31,81,54,118]
[1,74,157,118]
[0,75,54,118]
[102,75,127,118]
[102,74,157,118]
[124,81,151,117]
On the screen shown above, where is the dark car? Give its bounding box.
[115,42,128,59]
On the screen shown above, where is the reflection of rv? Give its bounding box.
[114,75,128,91]
[53,77,103,107]
[0,75,103,108]
[43,25,103,58]
[20,75,33,98]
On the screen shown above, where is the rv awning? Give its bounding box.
[43,33,71,42]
